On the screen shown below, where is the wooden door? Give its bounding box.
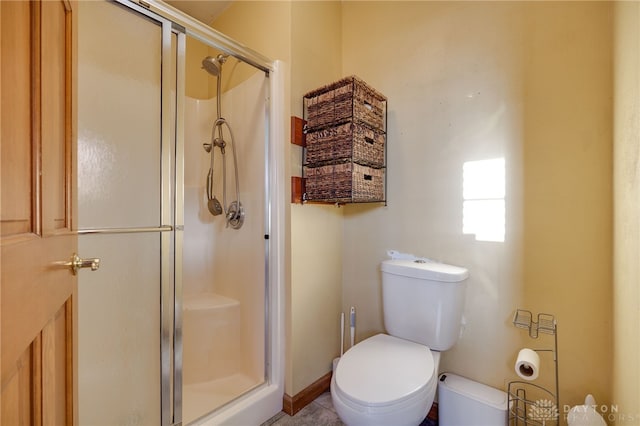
[1,1,77,424]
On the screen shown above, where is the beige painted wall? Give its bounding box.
[289,1,343,396]
[211,1,618,414]
[341,1,613,413]
[520,2,612,411]
[213,2,290,63]
[613,2,640,422]
[185,36,210,99]
[341,0,525,391]
[212,1,291,74]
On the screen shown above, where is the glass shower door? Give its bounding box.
[76,1,175,424]
[77,1,275,423]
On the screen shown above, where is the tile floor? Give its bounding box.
[261,392,438,426]
[262,392,343,426]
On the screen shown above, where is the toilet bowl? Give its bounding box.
[331,334,440,426]
[330,254,468,426]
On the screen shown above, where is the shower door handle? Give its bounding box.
[63,253,101,275]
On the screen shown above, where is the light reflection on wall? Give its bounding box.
[463,158,505,242]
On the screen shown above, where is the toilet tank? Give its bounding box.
[381,259,468,350]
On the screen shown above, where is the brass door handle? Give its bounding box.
[65,253,100,275]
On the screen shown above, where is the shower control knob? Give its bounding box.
[226,201,245,230]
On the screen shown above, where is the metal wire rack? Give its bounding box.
[509,309,559,426]
[512,310,556,339]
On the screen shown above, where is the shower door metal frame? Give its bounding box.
[138,4,282,426]
[92,2,183,425]
[173,21,187,426]
[105,1,284,425]
[136,0,273,74]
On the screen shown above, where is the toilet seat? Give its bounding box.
[334,334,435,407]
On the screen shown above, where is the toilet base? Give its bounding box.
[330,373,435,426]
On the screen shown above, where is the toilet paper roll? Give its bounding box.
[515,348,540,381]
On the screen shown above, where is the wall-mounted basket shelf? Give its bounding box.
[508,309,560,426]
[299,76,387,205]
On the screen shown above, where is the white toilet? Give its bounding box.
[331,257,469,426]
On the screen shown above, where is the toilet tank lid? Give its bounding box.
[381,259,469,282]
[438,373,508,410]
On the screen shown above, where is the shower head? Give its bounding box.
[202,54,228,77]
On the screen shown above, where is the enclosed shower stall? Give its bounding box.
[75,1,284,425]
[182,49,270,423]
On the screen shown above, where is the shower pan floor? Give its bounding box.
[183,373,261,424]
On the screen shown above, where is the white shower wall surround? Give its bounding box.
[183,71,268,424]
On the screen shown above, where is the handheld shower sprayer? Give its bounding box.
[201,54,244,229]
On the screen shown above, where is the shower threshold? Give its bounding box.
[183,373,263,425]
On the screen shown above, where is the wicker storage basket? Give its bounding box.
[304,76,386,131]
[304,162,385,203]
[305,122,385,167]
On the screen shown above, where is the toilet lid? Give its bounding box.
[335,334,435,406]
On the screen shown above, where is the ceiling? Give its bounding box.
[165,0,232,25]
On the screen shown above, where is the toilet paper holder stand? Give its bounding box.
[508,309,560,426]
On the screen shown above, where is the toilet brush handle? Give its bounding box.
[350,307,356,347]
[340,312,344,356]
